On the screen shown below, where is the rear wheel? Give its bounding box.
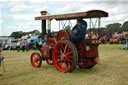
[30,52,42,67]
[53,40,78,72]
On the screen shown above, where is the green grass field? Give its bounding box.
[0,44,128,85]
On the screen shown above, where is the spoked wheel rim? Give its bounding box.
[46,59,54,65]
[53,40,78,72]
[30,52,42,67]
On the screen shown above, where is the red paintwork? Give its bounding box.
[109,34,127,43]
[41,48,50,58]
[48,38,56,46]
[99,36,105,41]
[46,59,54,65]
[35,10,108,20]
[40,38,56,59]
[77,40,99,68]
[57,30,69,41]
[52,41,74,72]
[110,37,120,43]
[31,9,108,72]
[30,53,40,67]
[33,31,99,72]
[87,32,105,43]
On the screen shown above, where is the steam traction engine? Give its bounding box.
[30,10,108,72]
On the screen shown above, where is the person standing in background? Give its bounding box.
[0,43,4,70]
[20,40,25,52]
[16,41,21,52]
[24,39,29,52]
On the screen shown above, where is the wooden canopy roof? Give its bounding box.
[35,10,108,20]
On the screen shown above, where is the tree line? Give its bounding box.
[10,30,40,38]
[10,21,128,38]
[87,21,128,33]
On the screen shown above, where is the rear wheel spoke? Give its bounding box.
[60,43,65,50]
[64,61,69,69]
[67,55,73,58]
[64,44,68,53]
[67,59,73,63]
[59,48,63,54]
[65,52,72,56]
[55,49,61,54]
[57,59,62,63]
[59,60,63,66]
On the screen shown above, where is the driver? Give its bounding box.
[70,18,87,45]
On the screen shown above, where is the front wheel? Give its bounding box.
[53,40,78,72]
[30,52,42,67]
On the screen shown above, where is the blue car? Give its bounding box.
[27,38,43,49]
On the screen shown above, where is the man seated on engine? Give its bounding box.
[70,18,87,45]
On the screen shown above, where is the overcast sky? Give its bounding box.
[0,0,128,36]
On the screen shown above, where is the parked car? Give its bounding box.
[109,33,128,44]
[27,38,43,49]
[4,39,18,50]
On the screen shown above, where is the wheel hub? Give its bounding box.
[61,53,66,60]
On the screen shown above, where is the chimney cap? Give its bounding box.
[40,11,47,15]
